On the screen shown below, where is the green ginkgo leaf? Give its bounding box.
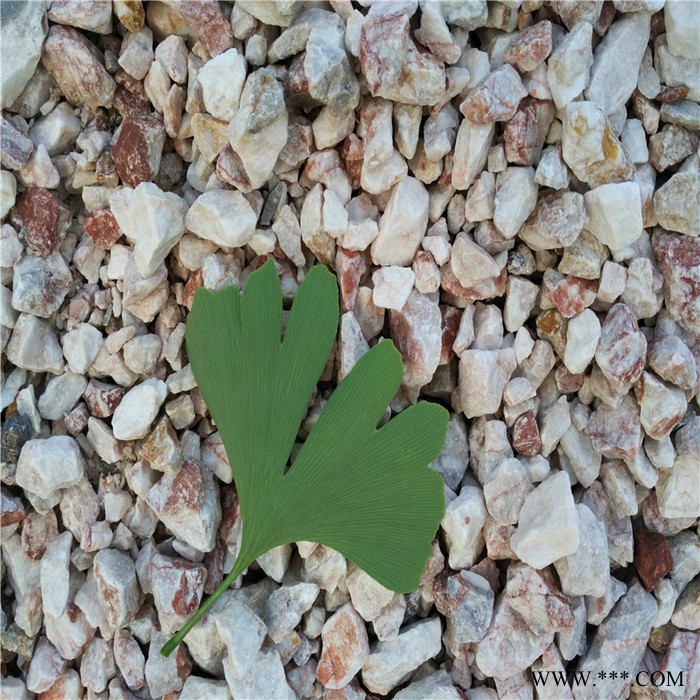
[162,260,448,657]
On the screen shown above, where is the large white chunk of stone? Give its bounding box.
[459,349,517,418]
[564,309,601,374]
[584,182,643,255]
[41,531,73,618]
[185,189,257,249]
[511,471,580,568]
[62,322,104,374]
[372,266,415,311]
[228,68,288,189]
[38,373,87,421]
[441,486,487,569]
[665,1,700,60]
[554,504,609,598]
[16,436,85,500]
[585,13,651,115]
[0,1,48,108]
[198,48,247,121]
[547,21,593,109]
[362,618,442,695]
[371,178,429,266]
[493,167,538,239]
[112,379,167,441]
[110,183,188,278]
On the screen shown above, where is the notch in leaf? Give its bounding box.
[162,261,448,657]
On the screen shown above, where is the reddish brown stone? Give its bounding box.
[219,485,241,555]
[595,303,647,389]
[0,490,24,528]
[512,411,542,457]
[336,248,366,312]
[179,0,233,57]
[114,85,151,118]
[16,187,71,256]
[83,380,126,418]
[1,114,34,169]
[505,20,553,72]
[656,85,689,103]
[536,309,568,358]
[504,98,555,166]
[83,210,122,249]
[340,134,364,191]
[215,144,253,193]
[634,529,673,592]
[555,366,585,395]
[112,114,165,187]
[183,269,203,310]
[22,510,59,560]
[440,304,462,365]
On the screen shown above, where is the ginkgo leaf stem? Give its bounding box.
[160,553,252,658]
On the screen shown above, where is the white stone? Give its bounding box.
[181,677,231,700]
[40,531,73,618]
[265,582,319,643]
[656,418,700,519]
[564,309,601,374]
[216,598,266,680]
[484,458,532,526]
[155,35,188,83]
[372,266,415,311]
[62,322,104,374]
[665,1,700,60]
[540,396,572,457]
[29,102,81,156]
[547,21,593,109]
[511,471,580,568]
[12,253,71,318]
[112,379,167,441]
[371,178,429,266]
[118,28,153,81]
[452,120,494,191]
[362,618,442,695]
[185,189,257,248]
[584,182,643,255]
[450,232,499,287]
[228,68,288,189]
[493,167,538,239]
[110,183,188,278]
[199,49,247,121]
[223,648,294,700]
[26,637,66,694]
[621,119,649,164]
[1,174,18,220]
[0,0,48,109]
[585,13,651,115]
[554,504,609,598]
[16,436,85,500]
[458,349,517,418]
[7,314,63,374]
[441,486,487,569]
[38,372,87,421]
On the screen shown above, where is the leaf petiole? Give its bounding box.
[160,552,252,658]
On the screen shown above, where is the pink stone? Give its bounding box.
[505,20,553,72]
[543,270,597,319]
[653,232,700,337]
[595,303,647,389]
[316,603,369,690]
[112,114,165,188]
[389,290,442,391]
[336,248,366,312]
[113,629,146,691]
[585,394,642,460]
[41,25,116,110]
[150,553,206,634]
[504,98,555,166]
[84,210,122,250]
[179,0,233,57]
[359,10,410,97]
[17,187,71,256]
[460,65,527,124]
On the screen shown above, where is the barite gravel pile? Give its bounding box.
[1,0,699,698]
